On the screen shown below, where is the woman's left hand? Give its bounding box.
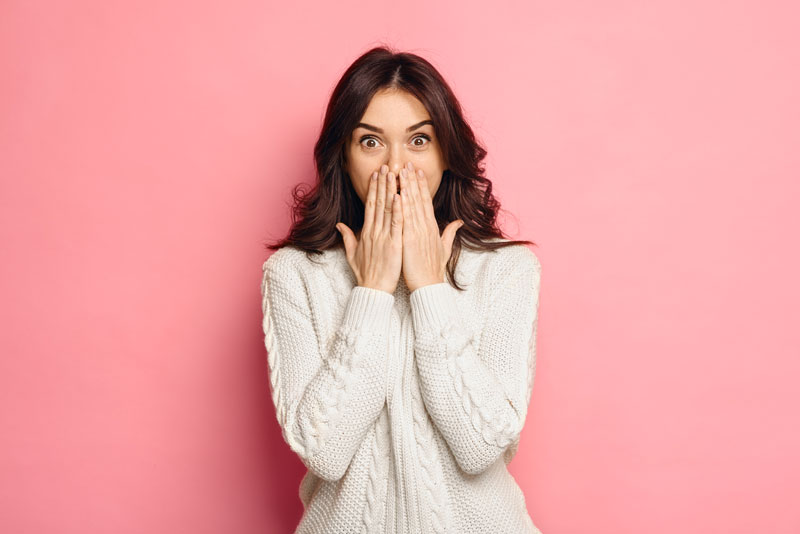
[398,161,464,292]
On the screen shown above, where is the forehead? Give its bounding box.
[358,89,431,128]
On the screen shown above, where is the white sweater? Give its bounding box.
[260,238,543,534]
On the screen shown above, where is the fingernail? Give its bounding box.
[381,164,388,174]
[406,162,413,170]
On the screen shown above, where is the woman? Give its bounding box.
[261,46,543,534]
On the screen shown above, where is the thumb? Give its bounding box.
[441,219,464,258]
[336,223,356,258]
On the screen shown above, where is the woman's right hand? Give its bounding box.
[336,164,403,295]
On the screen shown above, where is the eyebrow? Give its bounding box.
[354,119,434,134]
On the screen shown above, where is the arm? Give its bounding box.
[261,251,394,482]
[410,248,542,475]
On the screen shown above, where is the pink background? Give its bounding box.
[2,0,798,532]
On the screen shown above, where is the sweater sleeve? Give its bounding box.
[261,252,394,482]
[409,248,541,475]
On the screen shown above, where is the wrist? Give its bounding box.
[407,277,445,293]
[358,283,395,295]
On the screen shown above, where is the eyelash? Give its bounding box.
[359,134,431,149]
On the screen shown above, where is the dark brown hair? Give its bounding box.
[263,45,537,290]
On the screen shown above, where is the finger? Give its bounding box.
[362,170,378,240]
[399,169,415,235]
[439,220,461,274]
[405,166,426,235]
[384,166,396,231]
[441,219,463,258]
[374,167,387,236]
[336,222,357,262]
[411,166,434,233]
[415,166,438,232]
[391,191,403,242]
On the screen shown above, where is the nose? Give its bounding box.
[386,148,404,175]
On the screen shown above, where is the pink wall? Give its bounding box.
[2,0,798,532]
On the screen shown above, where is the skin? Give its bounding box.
[344,87,446,208]
[338,88,464,293]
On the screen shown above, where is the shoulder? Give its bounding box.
[261,247,318,303]
[478,242,542,309]
[496,242,541,272]
[262,245,305,275]
[470,239,541,278]
[261,246,348,305]
[262,245,331,279]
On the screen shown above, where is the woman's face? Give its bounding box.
[344,88,447,206]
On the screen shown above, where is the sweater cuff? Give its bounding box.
[342,286,395,333]
[409,282,457,335]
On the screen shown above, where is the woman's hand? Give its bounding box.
[336,164,403,295]
[398,162,463,292]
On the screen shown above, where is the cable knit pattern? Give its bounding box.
[261,241,543,534]
[261,261,291,440]
[295,324,370,456]
[410,253,542,477]
[410,374,451,533]
[261,251,393,482]
[362,409,391,533]
[441,317,518,448]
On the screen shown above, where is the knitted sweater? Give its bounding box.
[260,238,543,534]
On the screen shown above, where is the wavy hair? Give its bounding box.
[263,45,537,290]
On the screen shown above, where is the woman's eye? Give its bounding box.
[412,134,431,147]
[359,134,430,149]
[360,136,380,149]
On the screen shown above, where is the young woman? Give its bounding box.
[261,46,543,534]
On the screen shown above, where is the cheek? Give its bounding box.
[345,157,368,199]
[356,175,374,203]
[422,166,443,189]
[350,162,374,190]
